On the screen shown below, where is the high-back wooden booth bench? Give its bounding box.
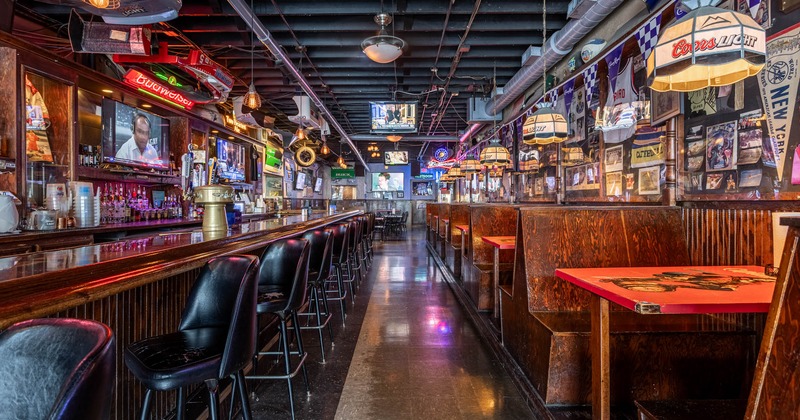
[445,204,471,280]
[501,206,756,407]
[463,205,520,311]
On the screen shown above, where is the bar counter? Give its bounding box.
[0,210,358,329]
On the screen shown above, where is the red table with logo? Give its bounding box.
[555,265,775,419]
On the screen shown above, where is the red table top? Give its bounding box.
[455,225,470,233]
[555,266,775,314]
[442,218,450,223]
[481,236,516,250]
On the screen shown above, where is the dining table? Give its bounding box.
[554,265,776,420]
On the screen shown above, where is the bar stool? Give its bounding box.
[346,219,363,290]
[299,229,334,362]
[0,318,115,420]
[247,238,311,420]
[359,215,372,270]
[125,255,260,420]
[326,223,350,324]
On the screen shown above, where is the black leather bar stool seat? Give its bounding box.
[0,318,115,420]
[125,255,260,420]
[247,238,311,420]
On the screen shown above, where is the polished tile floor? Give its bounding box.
[250,228,533,419]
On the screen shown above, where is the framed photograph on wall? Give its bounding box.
[651,90,683,126]
[397,191,405,198]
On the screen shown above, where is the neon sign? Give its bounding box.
[224,115,248,133]
[427,158,457,169]
[434,147,451,162]
[123,69,195,109]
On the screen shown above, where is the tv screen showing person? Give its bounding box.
[115,113,160,163]
[372,172,404,191]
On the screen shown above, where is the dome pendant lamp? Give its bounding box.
[362,13,406,64]
[242,0,262,109]
[479,138,512,168]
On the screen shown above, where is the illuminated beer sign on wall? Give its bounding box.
[122,69,196,109]
[224,114,248,133]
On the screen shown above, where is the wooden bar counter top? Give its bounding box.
[0,210,359,329]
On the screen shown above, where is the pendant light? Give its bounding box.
[448,163,463,178]
[522,0,568,145]
[361,12,406,64]
[462,153,481,174]
[84,0,120,8]
[242,0,262,109]
[386,134,403,143]
[647,2,766,92]
[320,135,330,155]
[480,137,512,168]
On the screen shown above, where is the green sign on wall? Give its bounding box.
[331,168,355,179]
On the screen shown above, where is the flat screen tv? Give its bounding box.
[215,138,246,182]
[370,101,418,133]
[263,141,283,176]
[295,171,307,190]
[314,177,323,193]
[102,99,170,170]
[371,172,404,192]
[385,151,408,165]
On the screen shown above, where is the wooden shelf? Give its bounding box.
[77,166,181,185]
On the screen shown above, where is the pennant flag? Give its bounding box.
[758,22,800,181]
[583,62,598,97]
[563,79,576,112]
[605,44,624,94]
[748,0,762,19]
[634,14,662,63]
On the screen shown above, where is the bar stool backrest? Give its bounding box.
[302,229,333,283]
[178,255,260,379]
[348,220,361,252]
[0,318,115,420]
[257,239,311,314]
[328,223,350,265]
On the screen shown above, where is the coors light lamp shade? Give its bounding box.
[523,107,568,145]
[361,13,406,64]
[647,6,766,92]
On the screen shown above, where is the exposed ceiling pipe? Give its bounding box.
[351,135,459,142]
[484,0,627,116]
[227,0,367,168]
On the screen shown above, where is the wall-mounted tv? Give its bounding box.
[215,138,246,182]
[102,99,170,170]
[295,171,307,190]
[370,101,418,133]
[385,151,409,165]
[371,172,404,191]
[263,141,283,176]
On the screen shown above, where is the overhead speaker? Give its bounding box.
[411,161,421,176]
[68,10,152,55]
[355,166,365,177]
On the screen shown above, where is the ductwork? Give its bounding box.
[484,0,627,116]
[227,0,367,168]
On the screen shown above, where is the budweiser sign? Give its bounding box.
[123,69,196,109]
[671,34,760,59]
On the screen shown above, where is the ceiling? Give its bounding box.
[13,0,571,163]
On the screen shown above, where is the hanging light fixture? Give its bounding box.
[386,134,403,143]
[320,141,330,155]
[523,107,569,144]
[84,0,120,8]
[479,137,512,168]
[448,163,463,178]
[361,13,406,64]
[522,0,567,146]
[461,153,481,174]
[295,126,306,141]
[242,0,262,110]
[648,3,765,92]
